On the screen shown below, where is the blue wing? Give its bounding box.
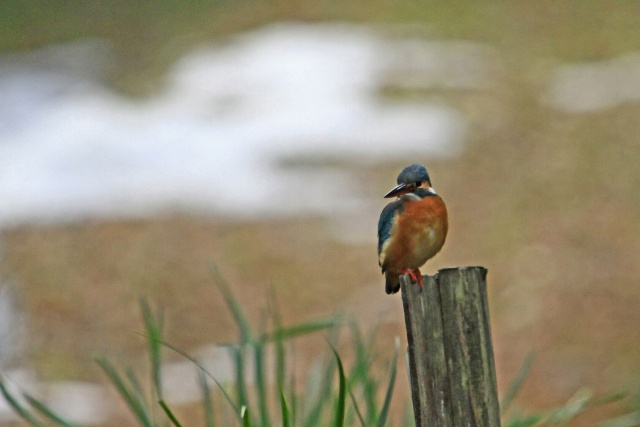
[377,200,402,259]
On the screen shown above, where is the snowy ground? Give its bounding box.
[0,23,485,229]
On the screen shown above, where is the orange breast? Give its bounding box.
[382,195,448,272]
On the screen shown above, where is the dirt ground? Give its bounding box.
[2,95,640,425]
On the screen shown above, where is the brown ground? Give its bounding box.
[2,95,640,425]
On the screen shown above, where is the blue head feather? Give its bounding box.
[397,163,431,185]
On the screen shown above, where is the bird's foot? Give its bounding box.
[402,269,423,288]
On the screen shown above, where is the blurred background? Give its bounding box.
[1,1,640,425]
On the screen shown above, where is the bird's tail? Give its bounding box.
[385,271,401,294]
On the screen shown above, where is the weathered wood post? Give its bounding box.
[401,266,500,427]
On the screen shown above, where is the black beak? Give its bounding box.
[384,183,411,198]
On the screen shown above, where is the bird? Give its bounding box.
[377,163,448,294]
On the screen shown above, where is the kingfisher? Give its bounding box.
[377,163,448,294]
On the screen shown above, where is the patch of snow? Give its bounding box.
[0,23,487,227]
[547,52,640,112]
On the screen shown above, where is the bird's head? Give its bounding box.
[384,163,434,198]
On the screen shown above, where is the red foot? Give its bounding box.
[402,269,424,288]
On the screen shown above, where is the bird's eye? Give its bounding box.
[415,181,422,187]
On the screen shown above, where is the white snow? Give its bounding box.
[547,51,640,112]
[0,23,479,226]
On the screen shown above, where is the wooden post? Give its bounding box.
[401,266,500,427]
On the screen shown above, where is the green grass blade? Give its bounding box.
[140,299,164,400]
[275,335,286,398]
[23,393,80,427]
[159,400,183,427]
[596,411,640,427]
[268,289,286,392]
[348,387,366,427]
[95,357,154,427]
[376,337,400,427]
[241,406,252,427]
[504,414,545,427]
[160,340,241,418]
[545,388,593,423]
[303,327,344,426]
[303,355,337,426]
[125,367,152,417]
[264,318,344,342]
[0,380,46,427]
[288,345,298,425]
[268,294,343,425]
[279,387,292,427]
[198,369,215,427]
[501,352,535,416]
[546,390,627,425]
[232,345,250,410]
[589,391,626,407]
[330,346,346,427]
[253,340,270,427]
[345,406,356,426]
[348,322,377,423]
[209,263,253,343]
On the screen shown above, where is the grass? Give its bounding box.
[0,271,637,426]
[0,269,401,426]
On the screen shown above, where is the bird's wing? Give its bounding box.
[377,200,402,265]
